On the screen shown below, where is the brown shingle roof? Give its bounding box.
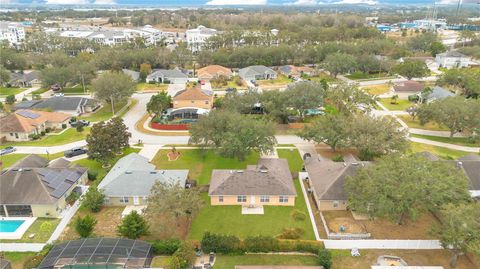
[0,110,70,133]
[197,65,232,79]
[173,87,213,101]
[393,80,424,92]
[209,158,296,196]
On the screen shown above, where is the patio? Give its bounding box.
[241,206,264,215]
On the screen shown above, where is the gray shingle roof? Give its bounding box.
[147,69,188,80]
[426,86,455,101]
[122,69,140,81]
[437,51,467,58]
[29,97,97,112]
[445,160,480,191]
[209,158,296,196]
[239,65,277,78]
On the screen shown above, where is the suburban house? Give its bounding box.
[239,65,277,82]
[13,97,100,116]
[98,153,189,206]
[393,80,424,93]
[172,86,214,110]
[8,70,41,88]
[278,65,315,77]
[197,65,232,80]
[302,155,369,211]
[208,158,297,207]
[419,86,455,103]
[0,110,70,142]
[146,69,188,84]
[186,25,217,52]
[122,69,140,82]
[450,154,480,199]
[0,155,87,218]
[435,51,472,69]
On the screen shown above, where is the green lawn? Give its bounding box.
[409,142,471,160]
[80,100,128,122]
[61,86,91,95]
[0,153,29,168]
[346,72,396,81]
[362,84,391,95]
[0,252,36,269]
[136,83,168,92]
[151,149,260,185]
[0,218,60,243]
[307,72,338,83]
[73,147,141,182]
[277,148,303,173]
[378,98,414,111]
[151,256,172,268]
[212,254,318,269]
[188,180,315,240]
[398,115,449,131]
[257,75,294,86]
[0,87,26,96]
[31,88,49,95]
[1,128,90,148]
[410,134,480,147]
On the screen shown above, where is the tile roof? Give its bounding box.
[197,65,232,79]
[209,158,297,196]
[173,87,213,101]
[0,110,70,133]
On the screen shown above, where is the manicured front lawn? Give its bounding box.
[80,100,128,122]
[257,75,294,86]
[362,84,391,95]
[0,153,29,168]
[31,87,49,95]
[1,252,37,269]
[188,180,315,240]
[277,148,303,173]
[346,72,396,81]
[398,115,449,131]
[151,149,260,185]
[410,134,480,147]
[0,87,26,96]
[307,72,338,83]
[136,83,168,92]
[409,142,471,160]
[0,218,60,243]
[378,98,414,111]
[0,128,90,148]
[61,85,91,95]
[212,254,319,269]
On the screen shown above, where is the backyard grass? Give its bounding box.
[151,149,260,185]
[151,256,172,268]
[378,98,414,111]
[398,115,449,131]
[80,100,128,122]
[0,252,36,269]
[136,83,169,92]
[409,142,471,160]
[257,75,293,86]
[362,84,391,95]
[346,72,396,81]
[277,148,304,173]
[0,218,60,243]
[0,87,26,96]
[410,134,480,147]
[188,180,315,240]
[212,254,318,269]
[0,128,90,148]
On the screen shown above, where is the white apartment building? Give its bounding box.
[186,25,217,52]
[435,51,473,69]
[0,22,26,47]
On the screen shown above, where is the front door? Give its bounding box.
[250,196,256,205]
[133,196,140,205]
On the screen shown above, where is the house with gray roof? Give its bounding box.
[0,155,87,218]
[146,69,188,84]
[13,97,99,116]
[419,86,455,103]
[98,153,189,206]
[208,158,297,207]
[238,65,277,82]
[8,70,41,88]
[122,69,140,82]
[448,156,480,199]
[435,51,472,69]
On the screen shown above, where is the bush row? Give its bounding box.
[150,238,183,255]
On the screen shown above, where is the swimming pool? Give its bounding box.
[0,220,25,232]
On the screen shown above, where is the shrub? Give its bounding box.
[169,241,196,269]
[45,127,52,133]
[66,191,80,204]
[318,248,332,269]
[331,155,344,162]
[5,94,16,104]
[291,209,307,221]
[234,76,243,86]
[76,124,84,132]
[117,211,150,239]
[201,232,243,254]
[87,170,98,181]
[29,134,41,140]
[23,255,44,269]
[244,236,279,252]
[74,214,97,238]
[40,131,46,136]
[81,186,105,213]
[277,228,305,239]
[408,94,419,102]
[62,123,67,129]
[151,239,182,255]
[39,221,53,233]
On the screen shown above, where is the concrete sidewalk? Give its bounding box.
[409,137,480,153]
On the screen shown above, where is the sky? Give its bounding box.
[0,0,478,6]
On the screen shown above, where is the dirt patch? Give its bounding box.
[167,150,181,161]
[327,217,367,234]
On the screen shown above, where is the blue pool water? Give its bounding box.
[0,220,25,232]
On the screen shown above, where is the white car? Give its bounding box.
[53,93,64,97]
[0,146,16,155]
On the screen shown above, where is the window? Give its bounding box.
[260,195,270,203]
[279,196,289,203]
[333,201,339,208]
[218,196,224,203]
[237,195,247,203]
[119,197,129,203]
[205,101,209,104]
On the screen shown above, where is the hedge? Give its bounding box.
[150,238,182,255]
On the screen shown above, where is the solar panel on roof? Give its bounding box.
[16,110,40,119]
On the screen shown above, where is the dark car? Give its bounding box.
[69,119,90,127]
[225,87,236,93]
[64,147,87,158]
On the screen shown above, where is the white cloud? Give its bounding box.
[0,0,17,4]
[45,0,90,4]
[334,0,378,4]
[285,0,318,5]
[94,0,116,4]
[438,0,477,4]
[205,0,267,5]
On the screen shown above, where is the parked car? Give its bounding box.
[53,92,64,97]
[69,119,90,127]
[225,87,236,93]
[0,146,16,155]
[64,147,87,158]
[200,80,206,85]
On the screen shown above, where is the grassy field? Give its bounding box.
[257,75,293,86]
[0,218,60,243]
[0,128,90,148]
[362,84,391,95]
[411,134,480,147]
[346,72,396,81]
[188,180,315,240]
[136,83,169,92]
[409,142,471,160]
[80,100,128,122]
[398,115,449,131]
[212,254,319,269]
[307,72,338,83]
[277,148,304,173]
[151,149,260,185]
[378,98,414,111]
[0,252,37,269]
[0,87,25,96]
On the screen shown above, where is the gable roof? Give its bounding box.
[197,65,232,79]
[173,87,213,101]
[393,80,424,92]
[209,158,296,196]
[239,65,277,78]
[26,97,98,112]
[437,51,467,58]
[444,160,480,191]
[98,153,189,197]
[147,69,188,80]
[0,110,70,133]
[122,69,140,81]
[9,70,41,84]
[426,86,455,101]
[0,155,86,205]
